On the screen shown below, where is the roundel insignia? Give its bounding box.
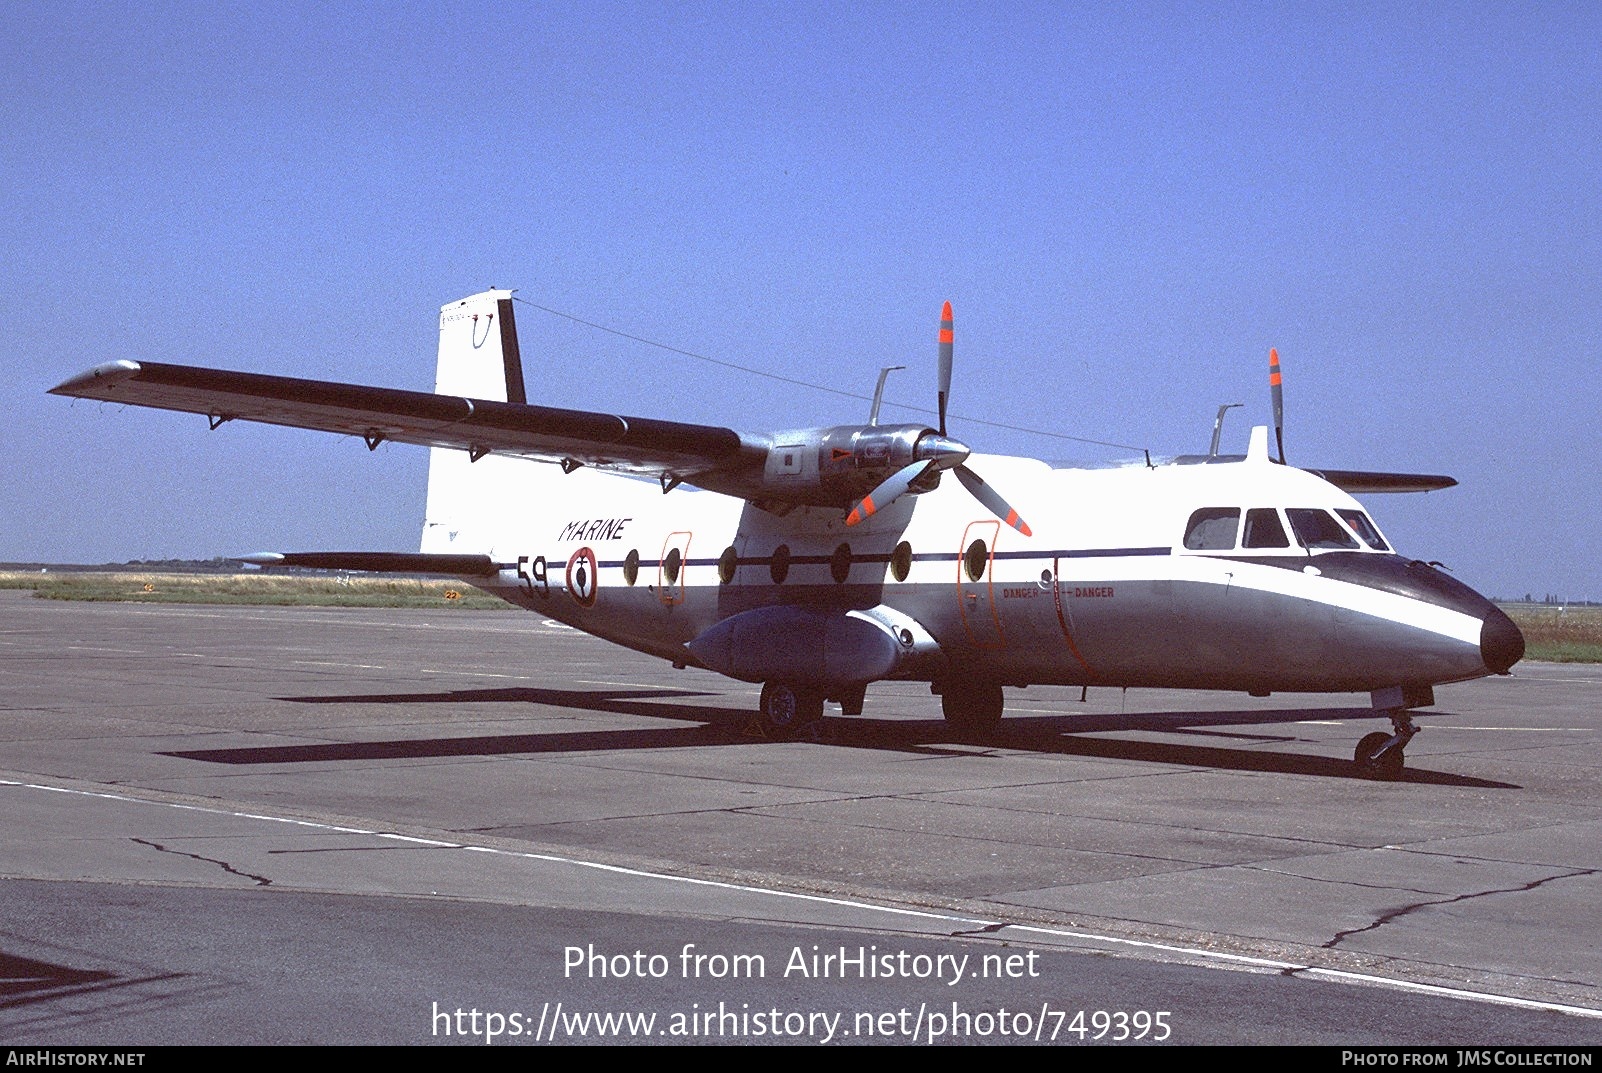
[566,547,598,608]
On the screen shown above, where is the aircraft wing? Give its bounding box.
[49,360,764,482]
[1307,469,1458,494]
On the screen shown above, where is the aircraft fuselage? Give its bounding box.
[440,442,1518,700]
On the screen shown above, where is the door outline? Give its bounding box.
[659,531,692,606]
[957,519,1004,648]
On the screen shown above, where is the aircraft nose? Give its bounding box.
[1481,607,1525,675]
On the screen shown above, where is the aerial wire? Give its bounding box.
[514,296,1147,453]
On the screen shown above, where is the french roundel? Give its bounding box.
[566,547,598,608]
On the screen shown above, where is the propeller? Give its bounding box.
[1269,347,1286,464]
[938,301,954,435]
[845,303,1031,535]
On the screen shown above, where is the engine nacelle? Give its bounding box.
[755,422,944,508]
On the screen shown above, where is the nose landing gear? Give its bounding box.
[1355,709,1418,780]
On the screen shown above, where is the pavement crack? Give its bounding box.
[1323,867,1596,950]
[130,837,272,887]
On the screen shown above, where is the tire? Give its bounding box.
[1355,731,1404,780]
[758,681,823,739]
[941,678,1004,741]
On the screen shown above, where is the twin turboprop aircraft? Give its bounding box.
[51,289,1524,778]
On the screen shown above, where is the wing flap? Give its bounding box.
[51,360,751,475]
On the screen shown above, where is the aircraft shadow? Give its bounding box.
[162,687,748,765]
[0,948,200,1025]
[906,717,1517,788]
[161,685,1516,788]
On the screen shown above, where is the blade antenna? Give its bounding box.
[868,365,905,426]
[1209,402,1244,457]
[1269,347,1286,464]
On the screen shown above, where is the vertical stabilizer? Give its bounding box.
[423,289,527,553]
[434,289,525,402]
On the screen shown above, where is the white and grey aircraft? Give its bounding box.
[51,289,1524,778]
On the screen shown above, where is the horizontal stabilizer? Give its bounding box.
[1307,469,1458,494]
[240,551,500,575]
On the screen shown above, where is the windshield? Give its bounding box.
[1287,508,1360,550]
[1336,508,1390,551]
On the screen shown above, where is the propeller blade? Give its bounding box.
[845,460,932,527]
[1269,347,1285,463]
[954,465,1032,536]
[937,301,953,436]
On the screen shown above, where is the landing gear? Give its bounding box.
[1354,710,1418,780]
[941,678,1004,741]
[757,681,823,739]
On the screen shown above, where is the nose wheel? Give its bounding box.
[1355,710,1417,780]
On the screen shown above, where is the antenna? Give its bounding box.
[868,365,905,426]
[1209,403,1244,457]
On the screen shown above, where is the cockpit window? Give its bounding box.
[1242,508,1291,549]
[1183,507,1240,550]
[1336,509,1390,551]
[1286,508,1360,550]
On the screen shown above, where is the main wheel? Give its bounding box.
[1355,731,1404,780]
[941,678,1004,741]
[758,681,823,739]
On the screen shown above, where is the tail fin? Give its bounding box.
[434,289,526,402]
[422,289,526,553]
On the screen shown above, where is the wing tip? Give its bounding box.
[49,360,143,397]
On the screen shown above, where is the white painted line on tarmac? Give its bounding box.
[7,776,1600,1022]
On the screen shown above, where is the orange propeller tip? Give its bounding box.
[941,300,952,319]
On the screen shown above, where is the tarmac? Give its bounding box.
[3,591,1599,1044]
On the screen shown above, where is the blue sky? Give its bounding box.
[3,2,1598,600]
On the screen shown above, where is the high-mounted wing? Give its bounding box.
[50,359,761,483]
[49,296,1041,525]
[1306,469,1457,494]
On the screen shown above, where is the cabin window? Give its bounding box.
[663,547,683,584]
[963,538,989,582]
[1287,508,1359,550]
[1182,508,1240,550]
[623,549,640,586]
[718,546,738,584]
[830,543,852,584]
[890,541,913,582]
[1337,509,1390,551]
[1242,508,1291,549]
[770,544,790,584]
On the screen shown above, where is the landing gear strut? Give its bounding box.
[1354,709,1418,780]
[941,678,1004,741]
[757,681,823,740]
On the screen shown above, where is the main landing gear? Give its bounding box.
[1354,709,1418,780]
[940,678,1004,742]
[756,681,824,740]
